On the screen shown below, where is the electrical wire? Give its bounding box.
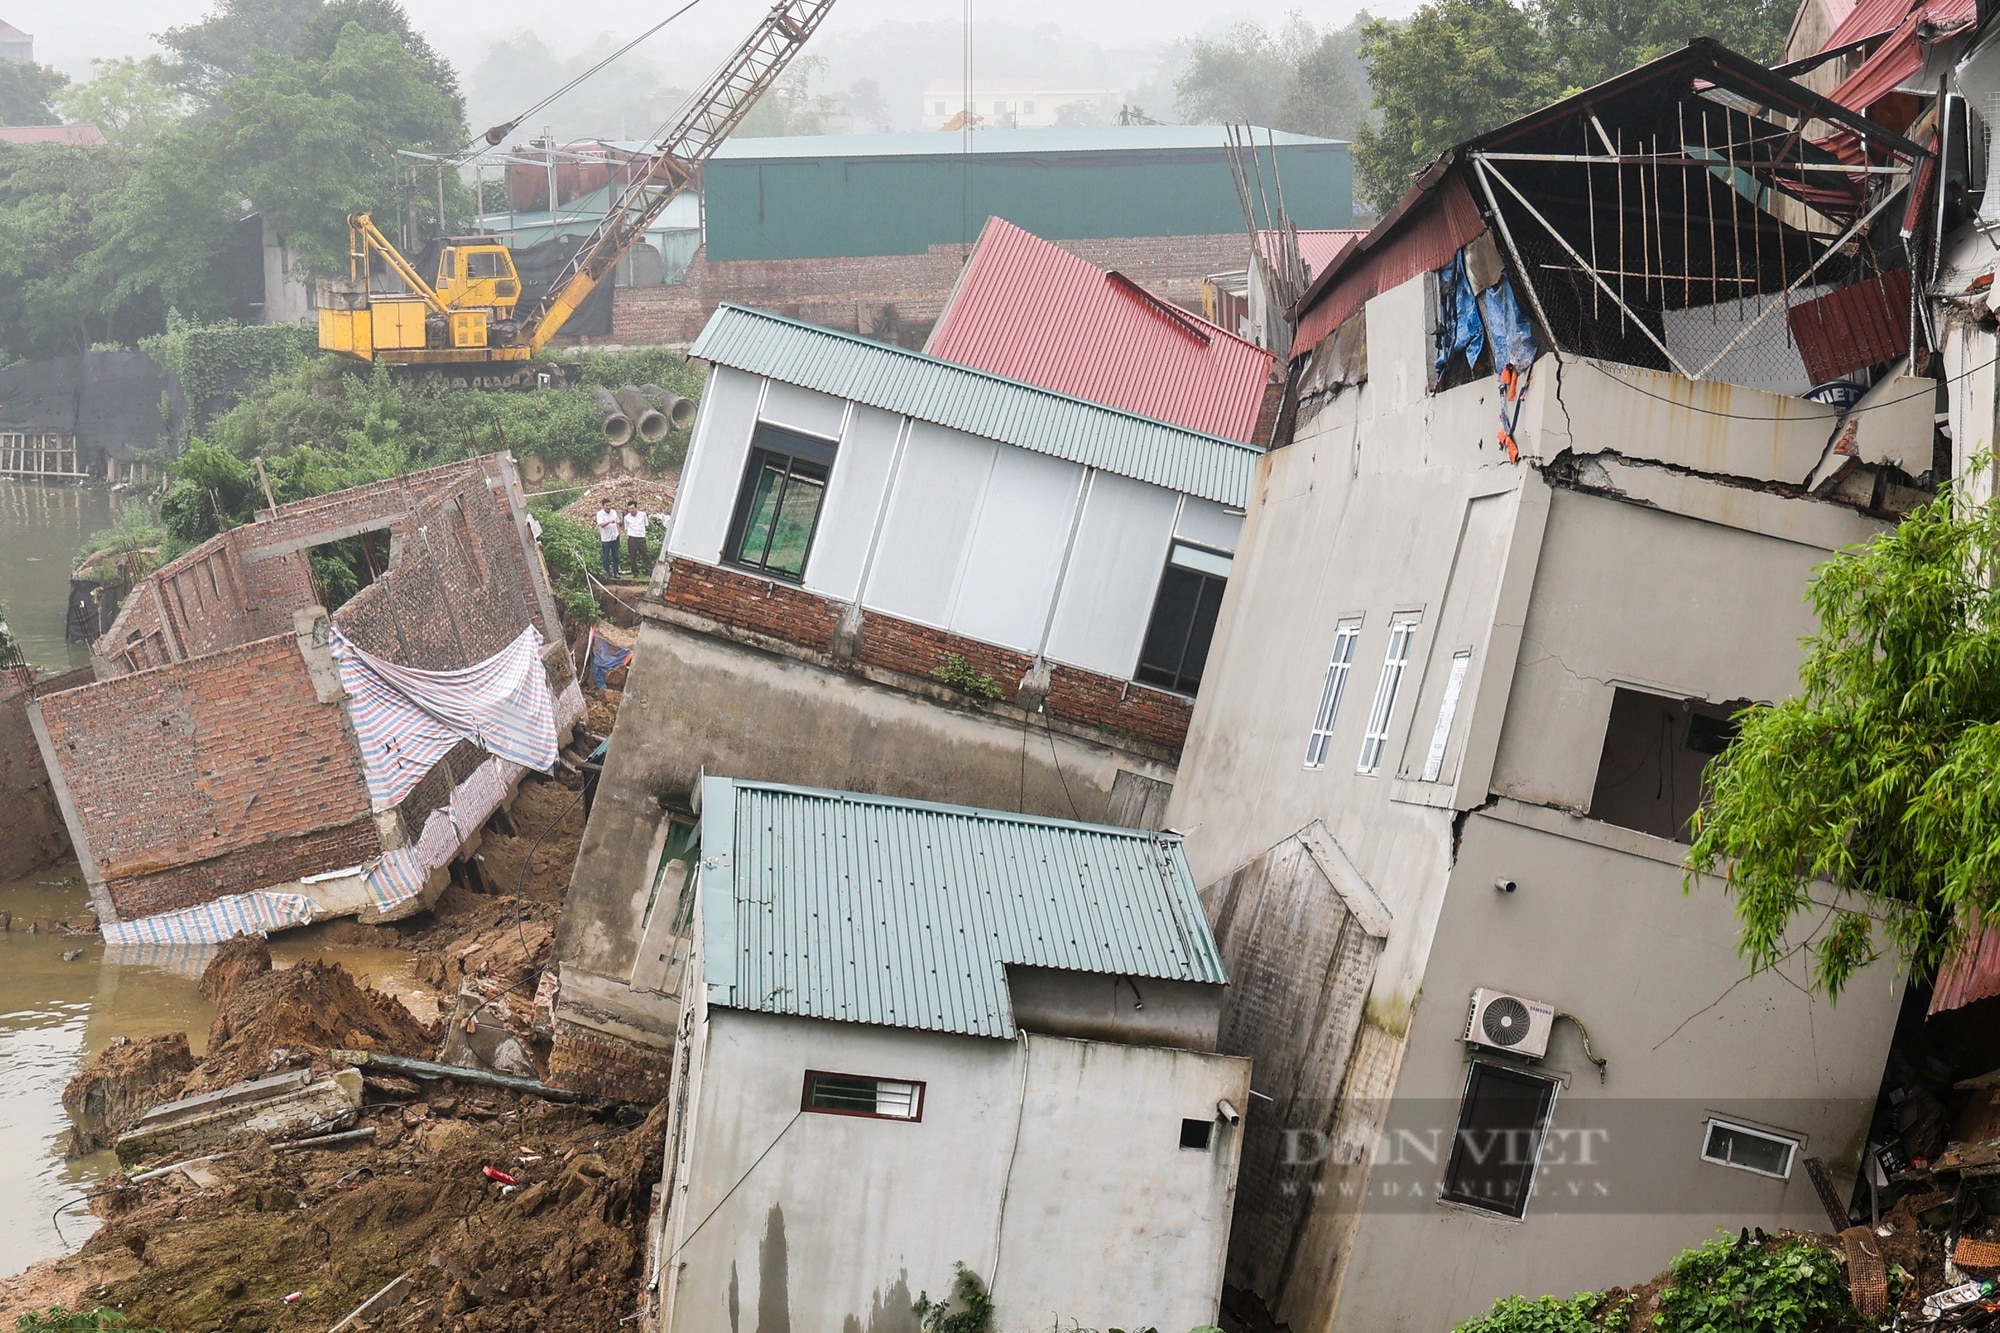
[1574,351,1997,424]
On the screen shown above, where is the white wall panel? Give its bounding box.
[1044,472,1179,678]
[667,366,764,564]
[949,448,1084,653]
[803,405,904,603]
[757,379,848,440]
[863,422,996,626]
[1175,496,1243,553]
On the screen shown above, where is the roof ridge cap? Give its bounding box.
[706,303,1265,453]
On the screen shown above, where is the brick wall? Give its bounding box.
[97,455,549,679]
[603,233,1253,347]
[656,556,1192,749]
[35,633,377,919]
[548,1018,674,1103]
[0,668,91,881]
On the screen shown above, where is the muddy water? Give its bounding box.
[0,866,435,1279]
[0,479,122,671]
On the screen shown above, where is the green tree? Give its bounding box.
[737,54,834,137]
[0,142,144,356]
[54,58,189,147]
[1174,14,1369,141]
[0,61,69,125]
[1352,0,1553,210]
[158,0,323,101]
[1352,0,1796,212]
[1688,482,2000,997]
[216,22,465,272]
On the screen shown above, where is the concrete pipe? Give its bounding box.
[613,386,669,443]
[589,387,633,448]
[642,384,697,432]
[519,454,547,484]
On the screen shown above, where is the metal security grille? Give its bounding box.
[1303,620,1362,769]
[0,433,81,478]
[1358,614,1419,774]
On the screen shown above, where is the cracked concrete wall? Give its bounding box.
[1333,808,1900,1333]
[1165,265,1905,1332]
[1486,487,1847,813]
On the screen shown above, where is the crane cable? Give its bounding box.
[460,0,718,164]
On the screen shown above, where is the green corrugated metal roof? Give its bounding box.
[712,125,1343,160]
[699,777,1227,1039]
[688,304,1261,506]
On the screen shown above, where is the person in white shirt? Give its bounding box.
[594,504,622,576]
[623,504,651,573]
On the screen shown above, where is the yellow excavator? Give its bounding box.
[318,0,838,384]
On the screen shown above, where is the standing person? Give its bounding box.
[594,502,622,577]
[623,502,651,574]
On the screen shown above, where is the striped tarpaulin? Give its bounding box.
[330,625,559,811]
[102,891,317,946]
[366,848,430,913]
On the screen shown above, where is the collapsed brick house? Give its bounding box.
[29,455,581,936]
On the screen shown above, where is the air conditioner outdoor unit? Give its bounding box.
[1463,988,1557,1060]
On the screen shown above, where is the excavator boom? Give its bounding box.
[523,0,840,351]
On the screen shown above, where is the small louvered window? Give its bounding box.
[802,1071,924,1121]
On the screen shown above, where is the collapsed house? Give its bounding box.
[551,297,1264,1098]
[1156,39,1935,1332]
[657,777,1250,1332]
[27,455,581,939]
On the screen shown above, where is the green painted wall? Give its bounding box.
[703,143,1354,261]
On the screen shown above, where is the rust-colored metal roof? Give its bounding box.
[1290,175,1484,356]
[1289,229,1369,278]
[1788,266,1911,383]
[0,124,105,146]
[925,217,1275,443]
[1822,0,1975,110]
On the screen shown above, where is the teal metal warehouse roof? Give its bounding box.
[711,125,1342,160]
[698,125,1353,260]
[688,304,1262,506]
[697,777,1228,1039]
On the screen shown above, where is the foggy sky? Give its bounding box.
[19,0,1404,80]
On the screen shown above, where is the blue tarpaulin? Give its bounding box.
[1478,276,1539,371]
[589,637,634,689]
[1435,254,1487,379]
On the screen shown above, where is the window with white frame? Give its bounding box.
[1304,620,1363,768]
[1700,1118,1798,1179]
[802,1071,924,1121]
[1357,613,1421,773]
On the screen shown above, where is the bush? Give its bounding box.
[531,503,602,625]
[1456,1293,1628,1333]
[15,1309,163,1332]
[1654,1235,1852,1333]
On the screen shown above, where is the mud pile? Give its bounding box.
[6,1095,666,1332]
[62,1034,197,1155]
[187,939,442,1093]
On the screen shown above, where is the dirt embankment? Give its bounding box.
[10,743,649,1333]
[10,928,665,1333]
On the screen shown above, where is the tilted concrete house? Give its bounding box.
[656,777,1251,1333]
[1166,43,1926,1332]
[551,304,1264,1098]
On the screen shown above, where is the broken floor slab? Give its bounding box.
[114,1066,363,1165]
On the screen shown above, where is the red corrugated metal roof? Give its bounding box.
[1259,229,1368,280]
[0,124,105,146]
[1788,266,1911,382]
[1822,0,1975,109]
[1290,174,1485,357]
[1932,923,2000,1014]
[925,217,1275,443]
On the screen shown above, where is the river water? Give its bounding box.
[0,481,446,1281]
[0,478,121,672]
[0,866,439,1279]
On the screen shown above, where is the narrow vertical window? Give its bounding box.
[1303,619,1363,769]
[1358,613,1420,774]
[1136,543,1232,695]
[725,423,835,580]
